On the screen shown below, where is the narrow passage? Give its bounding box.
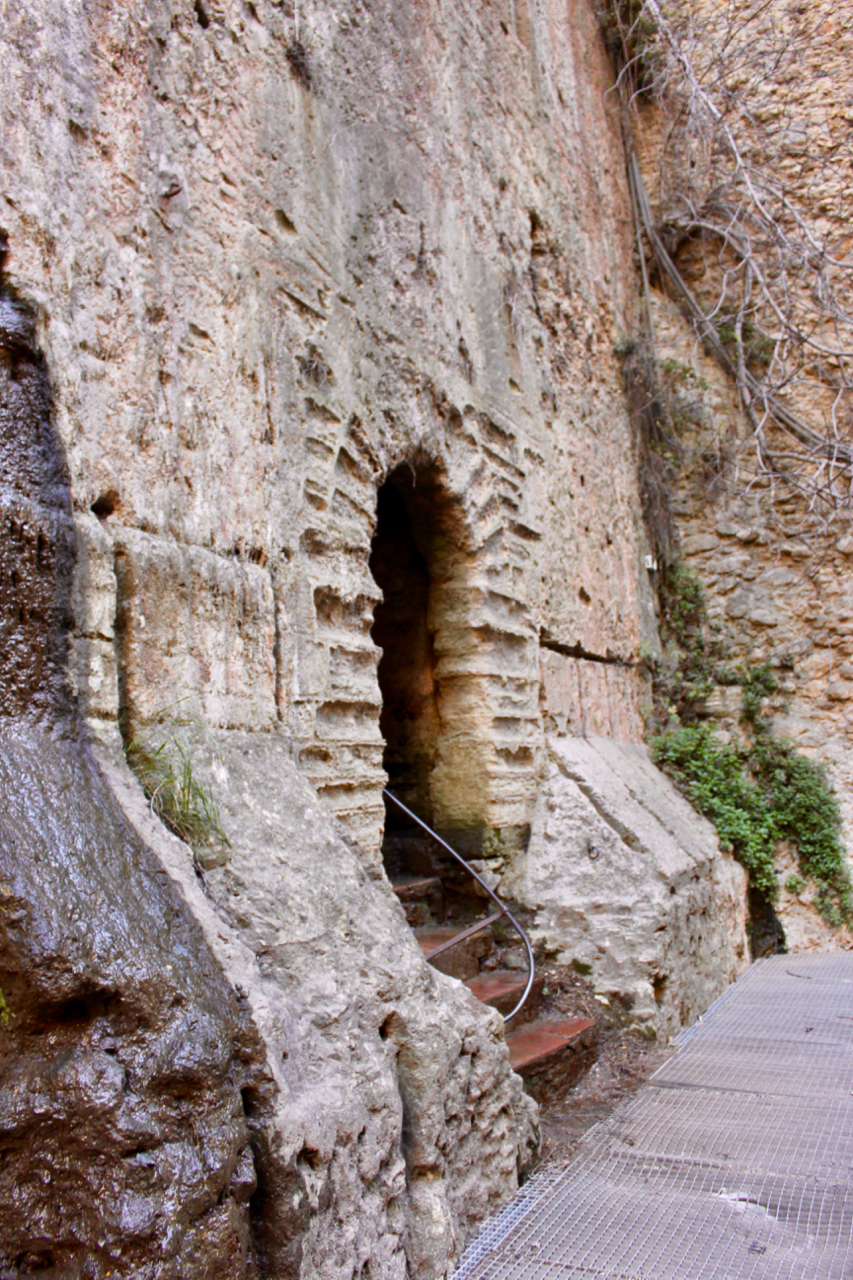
[458,953,853,1279]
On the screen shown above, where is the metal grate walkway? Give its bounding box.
[457,953,853,1279]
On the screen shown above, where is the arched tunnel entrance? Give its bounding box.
[369,465,443,843]
[368,461,487,882]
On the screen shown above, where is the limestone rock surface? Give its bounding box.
[0,226,536,1277]
[0,0,770,1268]
[0,0,659,855]
[501,737,750,1035]
[91,721,538,1279]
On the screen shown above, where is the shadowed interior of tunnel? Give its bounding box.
[369,466,443,840]
[368,461,487,878]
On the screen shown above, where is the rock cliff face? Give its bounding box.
[0,0,755,1273]
[627,0,853,949]
[647,294,853,952]
[1,0,659,854]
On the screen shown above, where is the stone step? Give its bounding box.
[464,969,545,1026]
[391,874,445,927]
[505,1016,597,1101]
[415,924,496,980]
[417,916,598,1102]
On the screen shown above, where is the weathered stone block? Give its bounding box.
[502,737,749,1037]
[683,533,720,554]
[86,725,537,1278]
[293,634,330,698]
[114,530,276,732]
[540,650,648,742]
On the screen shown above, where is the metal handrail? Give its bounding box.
[383,789,535,1022]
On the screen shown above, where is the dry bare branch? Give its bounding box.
[605,0,853,528]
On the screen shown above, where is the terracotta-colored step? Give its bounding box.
[506,1017,595,1070]
[416,924,495,980]
[392,875,444,927]
[506,1017,597,1100]
[465,971,526,1005]
[464,970,545,1025]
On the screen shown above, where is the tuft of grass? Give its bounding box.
[125,715,230,865]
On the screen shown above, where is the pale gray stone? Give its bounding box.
[501,737,750,1038]
[91,723,538,1279]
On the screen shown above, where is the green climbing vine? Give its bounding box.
[647,570,852,925]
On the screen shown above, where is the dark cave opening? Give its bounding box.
[369,467,442,837]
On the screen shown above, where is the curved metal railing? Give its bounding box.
[383,789,535,1022]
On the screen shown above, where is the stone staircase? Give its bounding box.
[386,831,596,1100]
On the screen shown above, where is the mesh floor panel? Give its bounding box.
[457,954,853,1279]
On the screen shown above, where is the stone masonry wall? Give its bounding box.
[1,0,659,861]
[631,0,853,948]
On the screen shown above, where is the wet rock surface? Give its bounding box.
[0,292,74,722]
[0,727,255,1278]
[0,274,536,1278]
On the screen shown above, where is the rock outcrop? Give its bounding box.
[92,723,538,1278]
[647,290,853,951]
[629,0,853,946]
[0,0,771,1270]
[0,286,536,1275]
[0,0,660,858]
[502,737,750,1036]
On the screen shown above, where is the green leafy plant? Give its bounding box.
[652,725,778,897]
[784,874,806,896]
[741,663,776,722]
[125,714,230,864]
[661,565,705,644]
[613,335,637,359]
[750,734,850,915]
[652,720,852,923]
[647,559,851,925]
